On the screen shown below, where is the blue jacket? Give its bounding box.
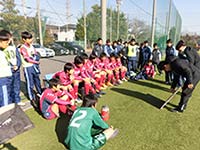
[104,45,114,57]
[15,48,21,71]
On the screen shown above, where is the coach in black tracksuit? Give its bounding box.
[159,56,200,112]
[176,40,200,70]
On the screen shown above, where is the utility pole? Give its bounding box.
[22,0,26,19]
[83,0,87,51]
[110,7,112,41]
[126,14,129,40]
[101,0,107,43]
[167,0,172,39]
[151,0,157,48]
[66,0,70,32]
[116,0,122,40]
[37,0,43,46]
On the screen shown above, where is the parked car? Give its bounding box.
[55,41,85,55]
[47,43,70,56]
[45,48,55,57]
[33,44,55,58]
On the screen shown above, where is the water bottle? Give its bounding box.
[101,105,110,121]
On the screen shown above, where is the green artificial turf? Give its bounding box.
[3,75,200,150]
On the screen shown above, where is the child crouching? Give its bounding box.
[40,78,74,120]
[65,93,118,150]
[134,60,156,80]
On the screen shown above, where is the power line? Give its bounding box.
[129,0,152,16]
[45,0,66,25]
[15,3,67,17]
[15,2,67,26]
[127,0,165,28]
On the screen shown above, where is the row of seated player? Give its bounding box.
[39,52,127,120]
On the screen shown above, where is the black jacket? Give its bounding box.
[170,57,199,89]
[178,46,200,70]
[165,46,176,59]
[142,46,151,61]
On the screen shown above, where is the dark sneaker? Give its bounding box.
[95,93,102,98]
[99,90,106,95]
[170,107,184,113]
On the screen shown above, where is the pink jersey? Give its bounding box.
[84,60,94,74]
[108,59,117,70]
[116,59,122,67]
[85,60,96,78]
[93,58,102,70]
[74,64,90,79]
[53,71,72,86]
[98,58,110,70]
[144,64,155,76]
[40,88,71,113]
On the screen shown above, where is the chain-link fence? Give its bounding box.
[122,0,182,51]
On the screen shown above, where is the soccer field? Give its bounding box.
[5,76,200,150]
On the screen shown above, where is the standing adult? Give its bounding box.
[158,56,200,112]
[176,40,200,70]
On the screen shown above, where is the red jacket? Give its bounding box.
[144,64,155,77]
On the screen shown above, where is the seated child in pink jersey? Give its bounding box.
[80,53,106,95]
[40,78,73,120]
[144,60,156,78]
[134,60,156,80]
[115,54,127,81]
[89,54,107,89]
[53,62,82,102]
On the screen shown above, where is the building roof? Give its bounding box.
[46,24,76,31]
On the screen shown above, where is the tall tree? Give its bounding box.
[0,0,24,37]
[128,18,151,43]
[75,4,128,42]
[181,34,200,48]
[75,17,85,41]
[0,0,48,43]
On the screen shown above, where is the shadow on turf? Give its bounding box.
[20,81,27,98]
[0,143,18,150]
[55,113,71,148]
[129,80,171,93]
[130,79,181,96]
[148,78,166,85]
[111,88,177,109]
